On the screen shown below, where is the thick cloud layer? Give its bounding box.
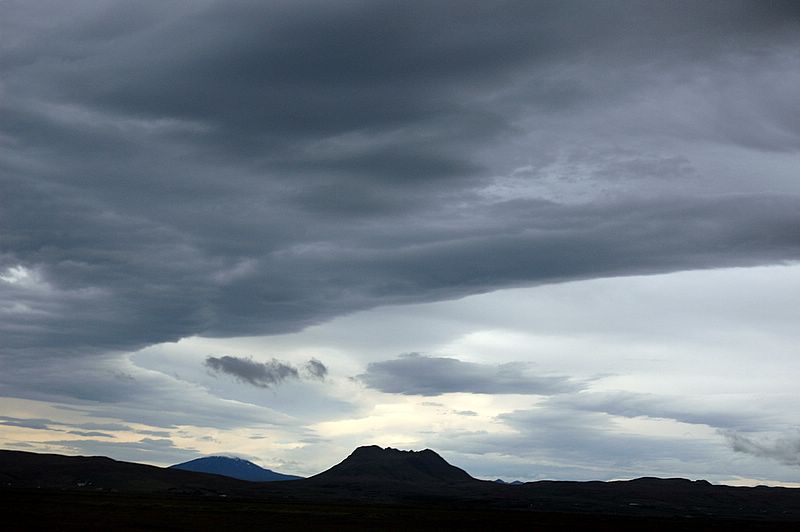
[2,1,800,378]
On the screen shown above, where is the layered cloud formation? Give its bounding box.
[3,1,800,370]
[1,1,799,483]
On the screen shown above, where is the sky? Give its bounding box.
[1,0,799,486]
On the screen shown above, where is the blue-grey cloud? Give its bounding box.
[137,429,172,437]
[724,431,800,466]
[0,416,55,431]
[358,353,580,396]
[75,423,131,432]
[549,391,769,431]
[67,430,114,438]
[205,355,328,388]
[205,356,300,388]
[304,358,328,381]
[46,437,200,465]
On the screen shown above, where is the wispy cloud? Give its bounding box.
[304,358,328,380]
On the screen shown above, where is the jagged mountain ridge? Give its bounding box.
[170,456,302,482]
[309,445,474,484]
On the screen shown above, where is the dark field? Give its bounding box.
[1,489,796,531]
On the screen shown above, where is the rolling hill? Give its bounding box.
[0,450,252,495]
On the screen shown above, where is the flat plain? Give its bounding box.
[2,488,795,531]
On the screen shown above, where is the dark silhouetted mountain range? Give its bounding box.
[2,446,800,525]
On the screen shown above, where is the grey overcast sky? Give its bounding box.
[1,0,800,484]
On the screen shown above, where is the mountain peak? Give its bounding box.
[350,445,436,457]
[311,445,473,484]
[170,456,302,482]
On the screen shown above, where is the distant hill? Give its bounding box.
[0,450,253,494]
[494,479,524,485]
[170,456,302,482]
[309,445,473,484]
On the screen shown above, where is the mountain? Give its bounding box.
[0,449,253,494]
[170,456,302,482]
[309,445,473,484]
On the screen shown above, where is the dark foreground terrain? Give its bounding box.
[2,447,799,530]
[2,489,795,531]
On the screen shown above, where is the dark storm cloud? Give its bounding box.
[724,431,800,466]
[2,0,800,403]
[358,353,579,396]
[205,356,299,388]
